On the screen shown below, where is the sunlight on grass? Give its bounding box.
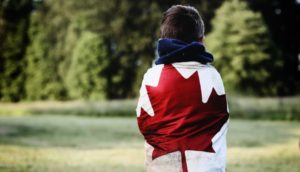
[0,116,299,172]
[0,146,144,172]
[228,141,300,172]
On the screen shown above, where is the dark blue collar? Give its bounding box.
[155,38,213,65]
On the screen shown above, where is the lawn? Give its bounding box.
[0,115,299,172]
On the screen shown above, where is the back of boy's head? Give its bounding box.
[160,5,205,43]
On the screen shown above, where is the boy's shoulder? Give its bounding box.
[144,62,220,79]
[142,62,225,98]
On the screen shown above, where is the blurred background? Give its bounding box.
[0,0,299,172]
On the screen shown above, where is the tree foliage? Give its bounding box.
[25,0,162,100]
[66,32,108,100]
[25,1,68,100]
[207,0,283,95]
[0,0,298,101]
[246,0,300,95]
[0,0,32,101]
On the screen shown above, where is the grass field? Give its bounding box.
[0,115,299,172]
[1,97,299,120]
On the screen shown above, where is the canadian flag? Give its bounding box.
[136,62,229,172]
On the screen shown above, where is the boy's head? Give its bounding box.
[160,5,205,43]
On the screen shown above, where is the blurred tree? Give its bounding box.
[25,0,160,100]
[66,32,108,100]
[245,0,300,95]
[6,0,294,101]
[207,0,283,96]
[0,0,32,101]
[95,0,161,98]
[25,1,68,100]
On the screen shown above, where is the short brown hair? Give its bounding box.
[160,5,205,43]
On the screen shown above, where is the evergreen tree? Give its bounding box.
[0,0,32,101]
[66,32,108,100]
[206,0,282,95]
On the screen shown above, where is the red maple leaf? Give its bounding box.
[138,64,229,172]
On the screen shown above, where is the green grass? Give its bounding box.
[0,100,136,117]
[0,116,299,172]
[228,96,300,120]
[0,97,299,120]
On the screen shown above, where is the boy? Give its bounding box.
[136,5,229,172]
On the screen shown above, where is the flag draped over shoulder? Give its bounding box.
[136,39,229,172]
